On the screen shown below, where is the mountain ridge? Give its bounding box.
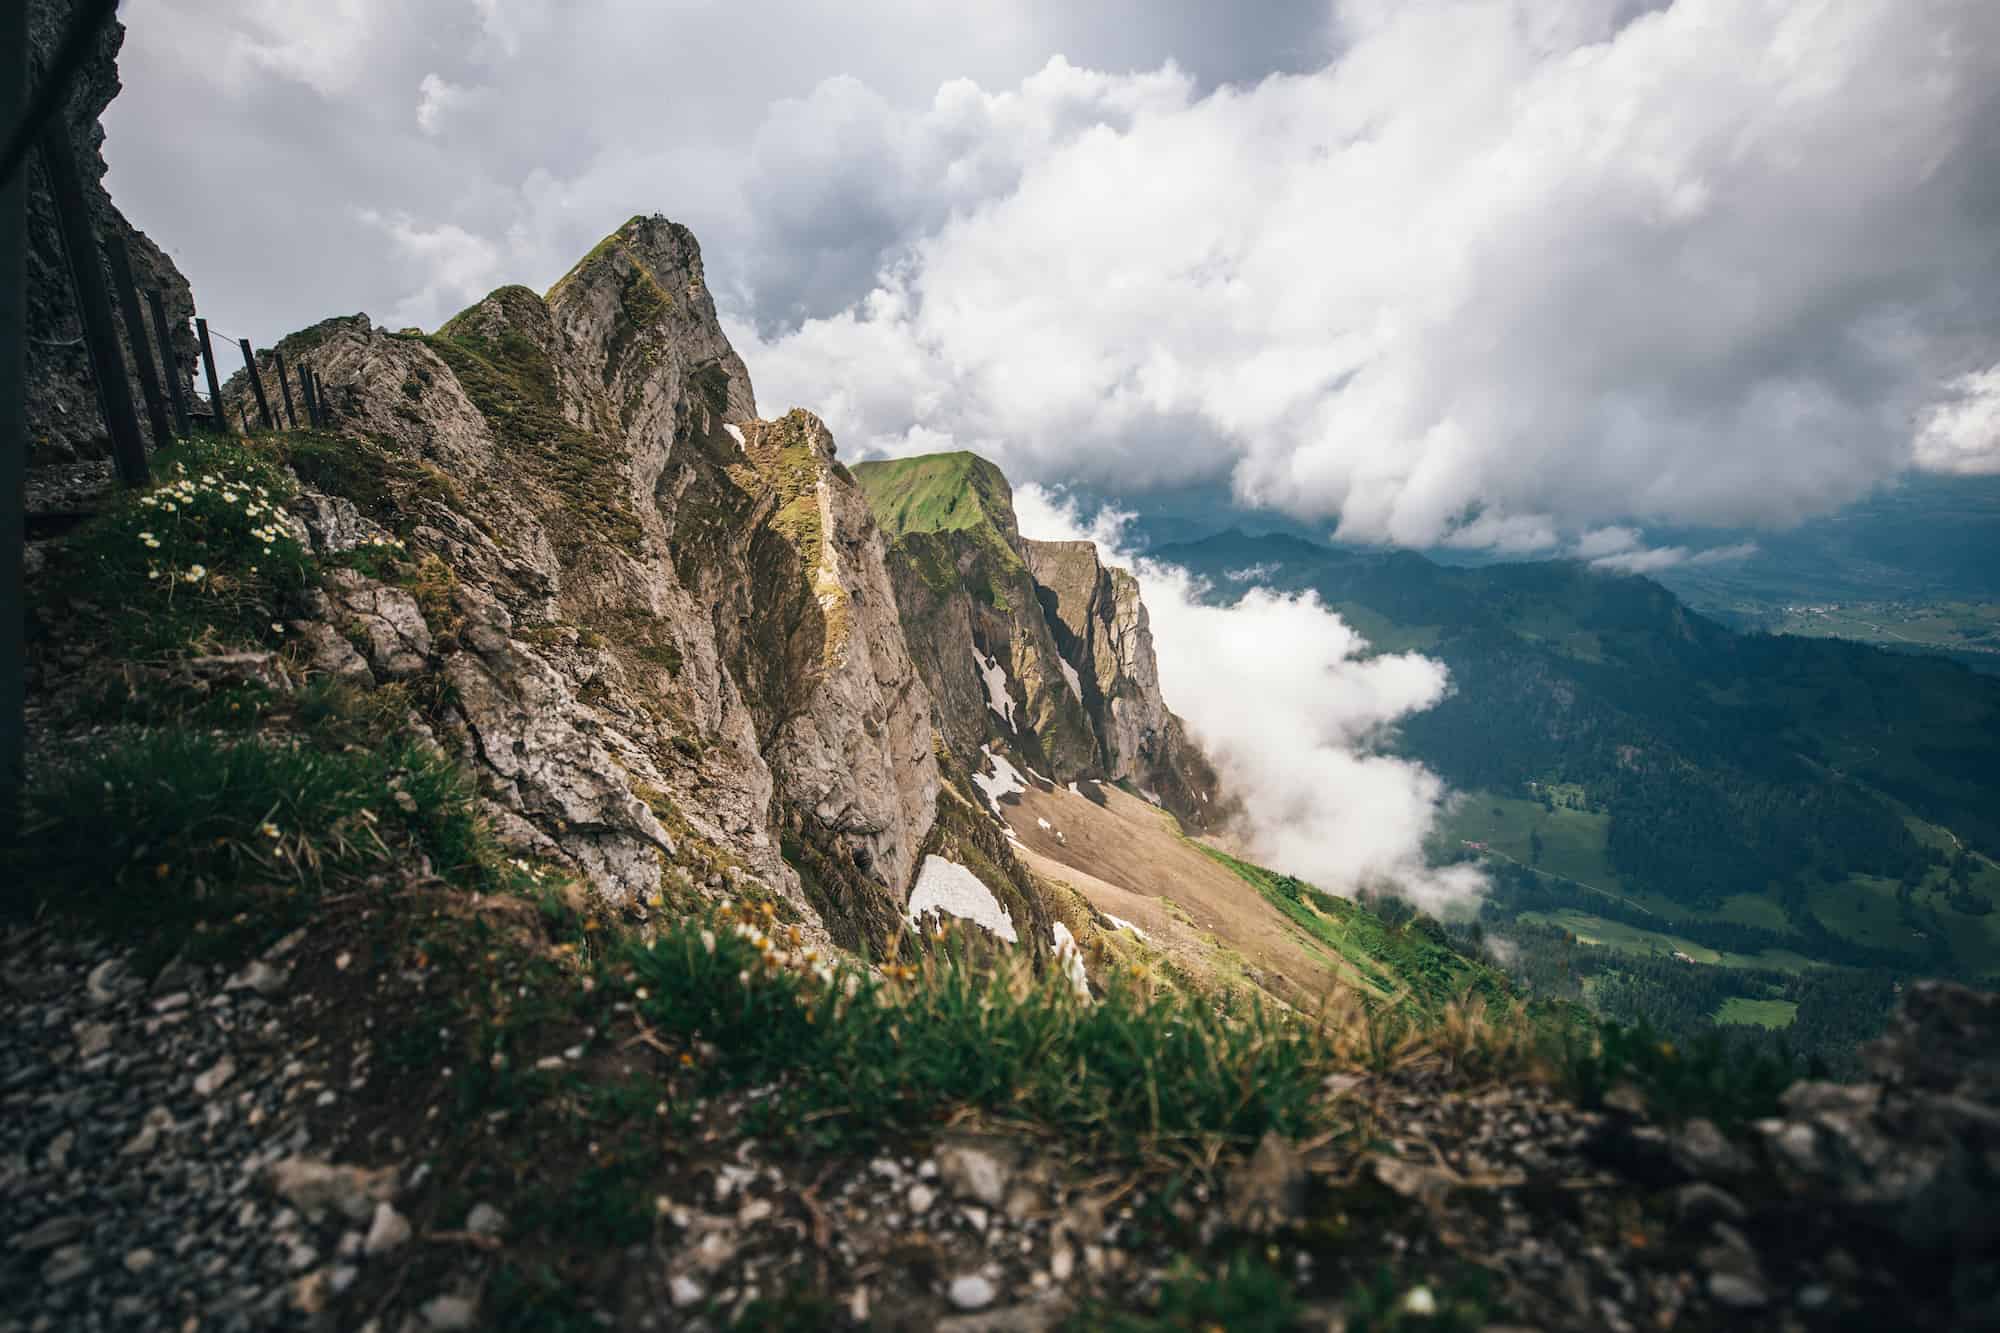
[17,12,2000,1323]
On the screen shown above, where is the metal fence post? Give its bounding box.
[146,290,192,439]
[37,122,147,486]
[196,317,229,434]
[105,234,173,449]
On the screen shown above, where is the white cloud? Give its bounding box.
[111,0,1329,355]
[225,0,398,96]
[1590,544,1690,575]
[355,212,506,330]
[1686,541,1758,566]
[1016,485,1484,913]
[1914,365,2000,476]
[109,0,2000,554]
[740,0,2000,550]
[1575,528,1757,573]
[415,74,472,135]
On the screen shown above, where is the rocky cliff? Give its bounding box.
[26,0,198,462]
[1022,538,1225,830]
[851,455,1098,775]
[853,453,1225,833]
[244,218,969,952]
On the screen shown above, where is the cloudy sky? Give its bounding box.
[107,0,2000,562]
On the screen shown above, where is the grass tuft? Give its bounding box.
[623,908,1338,1155]
[21,729,499,962]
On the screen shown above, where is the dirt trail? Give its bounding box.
[997,780,1357,1004]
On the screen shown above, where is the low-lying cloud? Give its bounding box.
[1015,486,1484,914]
[1573,526,1758,574]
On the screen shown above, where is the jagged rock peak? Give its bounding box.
[543,214,757,425]
[1022,537,1224,829]
[242,214,975,955]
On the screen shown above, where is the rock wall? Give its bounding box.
[864,457,1100,779]
[26,0,198,463]
[1021,539,1225,832]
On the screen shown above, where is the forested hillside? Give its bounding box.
[1155,532,2000,982]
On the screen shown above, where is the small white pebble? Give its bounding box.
[947,1275,996,1310]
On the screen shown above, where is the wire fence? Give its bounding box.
[32,108,337,485]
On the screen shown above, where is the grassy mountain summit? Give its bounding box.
[853,451,1228,834]
[852,451,1023,550]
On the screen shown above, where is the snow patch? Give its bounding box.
[722,423,746,450]
[973,644,1015,728]
[1104,914,1149,941]
[1140,789,1163,806]
[907,855,1018,942]
[1036,817,1052,831]
[1066,781,1081,796]
[971,745,1028,813]
[1058,657,1083,700]
[1051,922,1091,998]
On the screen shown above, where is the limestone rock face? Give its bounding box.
[1021,539,1225,832]
[320,570,432,681]
[746,414,939,899]
[270,216,941,950]
[442,596,678,903]
[26,0,198,462]
[851,454,1225,834]
[857,456,1098,781]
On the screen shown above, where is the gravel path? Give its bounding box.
[1,927,334,1332]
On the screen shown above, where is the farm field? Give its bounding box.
[1441,792,1800,933]
[1807,875,1931,957]
[1714,997,1799,1029]
[1518,909,1817,973]
[1440,793,1626,896]
[1770,599,2000,660]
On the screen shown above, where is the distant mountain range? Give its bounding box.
[1093,469,2000,673]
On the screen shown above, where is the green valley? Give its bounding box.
[1153,529,2000,1071]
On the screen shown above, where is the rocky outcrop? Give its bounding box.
[27,0,198,462]
[1567,979,2000,1329]
[259,216,947,951]
[1021,539,1223,832]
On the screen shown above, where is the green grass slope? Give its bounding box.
[1195,845,1509,1012]
[851,452,1024,569]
